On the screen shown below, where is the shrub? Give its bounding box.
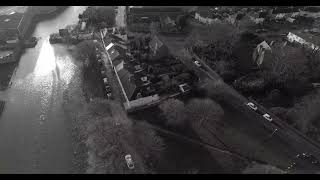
[242,163,285,174]
[287,90,320,133]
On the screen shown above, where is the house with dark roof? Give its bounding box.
[105,42,127,66]
[0,12,24,41]
[149,35,169,60]
[116,63,138,101]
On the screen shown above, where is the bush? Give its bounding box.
[74,40,99,64]
[286,90,320,133]
[242,163,285,174]
[305,51,320,81]
[159,97,224,130]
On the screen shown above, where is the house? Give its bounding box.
[252,41,272,67]
[149,35,169,60]
[286,32,320,51]
[105,42,127,66]
[195,8,219,25]
[77,32,93,41]
[0,12,24,40]
[80,21,86,31]
[115,62,138,101]
[0,50,14,64]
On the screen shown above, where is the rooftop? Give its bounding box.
[0,12,24,30]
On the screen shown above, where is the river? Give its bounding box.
[0,6,87,173]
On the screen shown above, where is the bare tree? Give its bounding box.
[287,90,320,133]
[184,98,224,129]
[159,98,187,127]
[74,40,100,67]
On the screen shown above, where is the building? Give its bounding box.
[0,12,24,41]
[195,7,221,25]
[0,7,33,41]
[287,32,320,51]
[252,41,273,67]
[149,35,169,60]
[115,62,138,100]
[105,42,127,66]
[0,50,14,64]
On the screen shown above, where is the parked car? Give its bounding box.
[105,86,112,93]
[125,154,134,170]
[101,70,107,77]
[296,153,320,165]
[255,29,268,33]
[263,113,273,122]
[107,93,112,99]
[103,77,108,84]
[98,58,103,64]
[246,102,258,111]
[179,83,191,93]
[194,60,201,67]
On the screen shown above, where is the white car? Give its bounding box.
[103,78,108,84]
[246,102,257,111]
[263,113,273,122]
[125,154,134,169]
[194,60,201,67]
[101,70,107,77]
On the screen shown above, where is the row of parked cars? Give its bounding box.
[96,48,112,99]
[247,101,320,171]
[246,102,273,122]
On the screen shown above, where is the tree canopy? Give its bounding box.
[81,7,115,29]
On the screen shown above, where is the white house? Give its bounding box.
[252,41,272,67]
[195,9,221,25]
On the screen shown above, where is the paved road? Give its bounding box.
[185,49,320,173]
